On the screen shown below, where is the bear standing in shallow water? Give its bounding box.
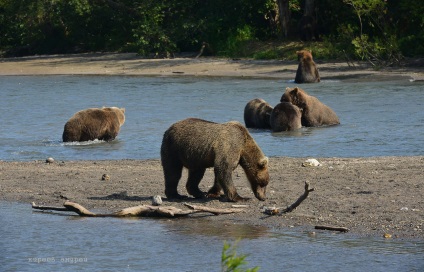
[270,102,302,132]
[62,107,126,142]
[243,98,273,129]
[295,50,320,84]
[161,118,269,202]
[280,87,339,127]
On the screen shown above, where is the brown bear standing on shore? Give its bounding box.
[161,118,269,202]
[280,87,339,127]
[244,98,273,129]
[295,50,320,84]
[270,102,302,132]
[62,107,126,142]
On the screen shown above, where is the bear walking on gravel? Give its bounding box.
[280,87,339,127]
[295,50,320,84]
[270,102,302,132]
[244,98,273,129]
[160,118,269,202]
[62,107,126,142]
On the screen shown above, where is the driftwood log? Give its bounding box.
[31,201,245,218]
[263,181,315,215]
[315,225,350,232]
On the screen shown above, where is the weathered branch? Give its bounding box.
[183,203,245,215]
[315,225,349,232]
[31,202,69,212]
[282,181,315,213]
[113,205,195,217]
[63,201,96,216]
[32,201,245,218]
[263,181,315,215]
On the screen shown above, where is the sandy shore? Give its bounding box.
[0,53,423,239]
[1,52,423,81]
[1,157,422,239]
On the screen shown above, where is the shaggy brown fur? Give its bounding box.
[270,102,302,132]
[295,50,320,84]
[280,87,339,127]
[161,118,269,202]
[62,107,125,142]
[243,98,273,129]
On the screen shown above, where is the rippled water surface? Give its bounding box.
[0,75,423,161]
[1,202,423,272]
[1,75,423,271]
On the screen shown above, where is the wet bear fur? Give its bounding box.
[295,50,320,84]
[270,102,302,132]
[160,118,269,202]
[280,87,339,127]
[62,107,126,142]
[243,98,273,129]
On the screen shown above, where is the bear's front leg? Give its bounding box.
[207,181,223,199]
[215,167,249,202]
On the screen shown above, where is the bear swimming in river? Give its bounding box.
[160,118,269,202]
[62,107,126,142]
[280,87,339,127]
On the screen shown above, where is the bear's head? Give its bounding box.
[280,87,307,109]
[250,156,269,201]
[296,50,313,62]
[103,107,126,126]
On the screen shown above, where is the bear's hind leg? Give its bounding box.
[186,168,207,198]
[163,161,186,199]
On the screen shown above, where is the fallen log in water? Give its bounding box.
[31,201,244,218]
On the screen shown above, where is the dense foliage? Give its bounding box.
[0,0,422,63]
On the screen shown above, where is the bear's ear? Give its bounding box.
[292,87,299,94]
[258,157,268,169]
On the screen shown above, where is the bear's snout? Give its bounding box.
[254,186,267,201]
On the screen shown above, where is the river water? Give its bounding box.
[0,75,423,161]
[1,202,423,272]
[1,75,423,271]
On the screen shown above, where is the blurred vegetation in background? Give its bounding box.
[0,0,422,66]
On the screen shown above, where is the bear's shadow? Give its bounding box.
[88,191,226,204]
[88,191,151,202]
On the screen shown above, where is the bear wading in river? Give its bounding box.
[295,50,320,84]
[270,102,302,132]
[160,118,269,202]
[244,98,273,129]
[62,107,126,142]
[280,87,339,127]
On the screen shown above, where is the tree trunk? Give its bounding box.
[303,0,315,16]
[299,0,318,41]
[276,0,290,38]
